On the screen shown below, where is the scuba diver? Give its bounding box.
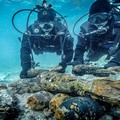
[12,0,74,79]
[71,0,120,68]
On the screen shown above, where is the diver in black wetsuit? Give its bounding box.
[20,1,74,79]
[72,0,120,68]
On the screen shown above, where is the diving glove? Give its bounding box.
[67,61,83,67]
[49,65,65,73]
[49,62,67,73]
[20,70,28,79]
[104,61,119,69]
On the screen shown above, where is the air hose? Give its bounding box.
[12,9,38,34]
[12,8,39,68]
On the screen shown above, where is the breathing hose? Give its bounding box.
[12,9,38,34]
[73,13,89,37]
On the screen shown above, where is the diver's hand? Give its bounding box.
[67,61,82,67]
[104,61,119,69]
[49,65,65,73]
[20,70,28,79]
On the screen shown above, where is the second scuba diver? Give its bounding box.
[71,0,120,68]
[19,0,74,79]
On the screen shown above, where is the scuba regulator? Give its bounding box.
[73,12,111,38]
[12,0,68,69]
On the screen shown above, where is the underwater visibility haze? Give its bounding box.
[0,1,120,120]
[0,0,94,75]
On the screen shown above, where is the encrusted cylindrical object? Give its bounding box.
[49,93,70,113]
[55,97,107,120]
[27,91,53,110]
[27,69,48,78]
[73,65,120,77]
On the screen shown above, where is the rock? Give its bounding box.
[43,108,55,119]
[37,71,83,95]
[90,77,120,107]
[27,69,48,78]
[72,65,120,77]
[54,97,107,120]
[1,70,118,120]
[0,90,14,106]
[37,71,120,107]
[9,78,42,94]
[0,84,7,90]
[0,89,18,120]
[49,93,70,113]
[15,93,48,120]
[27,91,53,110]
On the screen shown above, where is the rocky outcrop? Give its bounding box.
[0,68,119,120]
[0,84,7,90]
[9,78,42,94]
[0,89,18,120]
[90,77,120,107]
[37,71,120,107]
[15,93,51,120]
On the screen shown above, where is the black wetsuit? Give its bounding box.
[74,0,120,66]
[74,0,120,68]
[74,19,120,65]
[20,20,74,72]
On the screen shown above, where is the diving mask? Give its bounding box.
[39,21,54,39]
[88,12,111,25]
[39,21,54,32]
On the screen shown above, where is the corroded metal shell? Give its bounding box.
[49,93,70,113]
[54,97,106,120]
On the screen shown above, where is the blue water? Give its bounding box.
[0,0,94,73]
